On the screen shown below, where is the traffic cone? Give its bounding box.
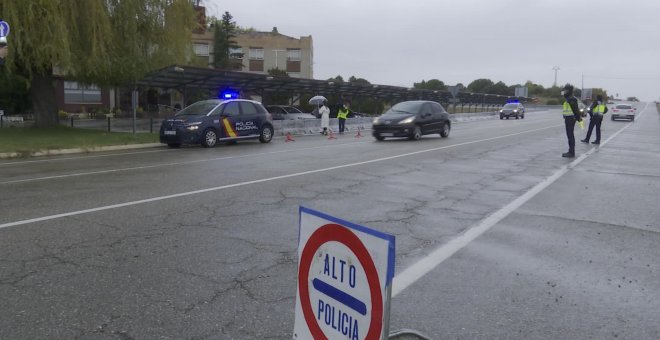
[285,132,295,142]
[355,127,363,138]
[327,129,337,140]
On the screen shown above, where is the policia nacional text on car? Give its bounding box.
[560,84,583,158]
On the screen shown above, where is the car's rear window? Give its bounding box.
[615,104,632,109]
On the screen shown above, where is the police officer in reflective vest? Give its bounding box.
[561,84,583,158]
[337,103,350,134]
[581,94,608,145]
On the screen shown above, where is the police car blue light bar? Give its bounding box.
[220,90,239,99]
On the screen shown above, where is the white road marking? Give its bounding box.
[0,124,561,230]
[391,102,648,297]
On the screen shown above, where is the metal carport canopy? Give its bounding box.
[137,64,520,104]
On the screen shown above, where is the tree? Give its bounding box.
[413,79,447,91]
[212,11,239,70]
[488,81,511,96]
[0,0,195,126]
[467,78,495,93]
[264,68,290,104]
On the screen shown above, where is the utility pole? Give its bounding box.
[552,66,560,87]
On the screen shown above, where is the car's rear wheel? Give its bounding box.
[611,116,615,121]
[515,115,519,119]
[409,126,422,140]
[440,122,450,138]
[201,129,217,148]
[521,114,525,119]
[259,125,273,143]
[500,115,503,120]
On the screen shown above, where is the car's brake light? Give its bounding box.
[628,110,634,113]
[613,109,619,112]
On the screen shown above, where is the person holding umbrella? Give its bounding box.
[319,100,330,135]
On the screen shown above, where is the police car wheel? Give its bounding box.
[259,125,273,143]
[202,129,217,148]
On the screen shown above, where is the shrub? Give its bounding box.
[58,110,68,119]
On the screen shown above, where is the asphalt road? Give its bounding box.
[1,104,658,339]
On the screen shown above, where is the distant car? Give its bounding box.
[372,100,451,141]
[576,99,588,117]
[265,105,316,120]
[610,104,636,121]
[159,99,274,148]
[499,103,525,119]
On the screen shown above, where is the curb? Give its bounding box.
[0,143,163,159]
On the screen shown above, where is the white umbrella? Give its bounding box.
[308,95,327,105]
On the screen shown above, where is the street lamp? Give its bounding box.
[552,66,560,87]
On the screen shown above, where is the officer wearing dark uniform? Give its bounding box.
[560,84,583,158]
[581,94,608,145]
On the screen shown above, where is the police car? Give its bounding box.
[159,98,274,148]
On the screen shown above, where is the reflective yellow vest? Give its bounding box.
[337,108,349,119]
[562,101,574,116]
[593,104,606,115]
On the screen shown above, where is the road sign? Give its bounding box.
[447,85,460,98]
[0,21,9,38]
[294,207,395,340]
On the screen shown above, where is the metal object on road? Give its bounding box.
[388,328,432,339]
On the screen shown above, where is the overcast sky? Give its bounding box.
[206,0,660,101]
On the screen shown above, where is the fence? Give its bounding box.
[59,116,160,133]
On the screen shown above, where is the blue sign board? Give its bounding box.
[0,21,10,38]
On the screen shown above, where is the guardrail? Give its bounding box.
[50,106,560,135]
[0,115,26,128]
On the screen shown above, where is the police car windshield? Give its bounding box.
[503,103,519,109]
[387,102,423,114]
[175,100,221,117]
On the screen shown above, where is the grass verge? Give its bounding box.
[0,126,158,155]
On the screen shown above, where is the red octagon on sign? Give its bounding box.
[298,223,383,340]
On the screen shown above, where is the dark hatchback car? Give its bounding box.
[371,100,451,141]
[499,102,525,119]
[159,99,274,148]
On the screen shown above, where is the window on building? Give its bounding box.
[287,49,301,61]
[64,81,102,103]
[194,43,210,56]
[229,47,243,59]
[249,48,264,60]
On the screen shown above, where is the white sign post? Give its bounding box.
[294,207,395,340]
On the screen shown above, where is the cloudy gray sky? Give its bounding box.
[206,0,660,101]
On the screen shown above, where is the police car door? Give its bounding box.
[218,101,241,140]
[236,101,261,137]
